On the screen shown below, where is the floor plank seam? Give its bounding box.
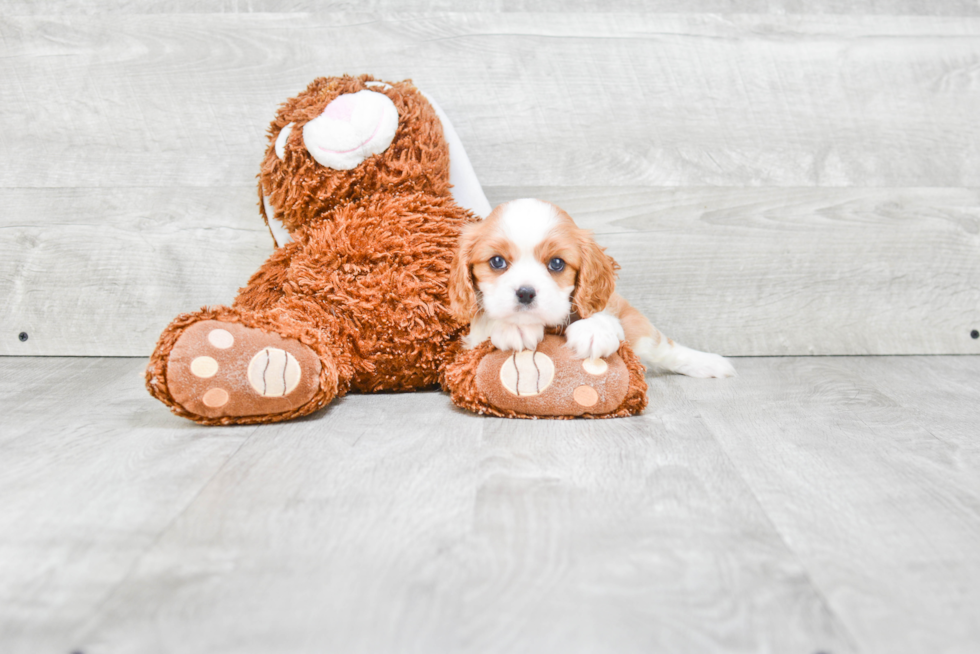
[846,366,980,508]
[68,424,262,644]
[674,397,865,654]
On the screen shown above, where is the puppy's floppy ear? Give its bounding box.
[448,223,481,323]
[572,229,619,318]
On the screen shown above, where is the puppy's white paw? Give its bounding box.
[490,322,545,352]
[670,347,736,379]
[564,312,625,359]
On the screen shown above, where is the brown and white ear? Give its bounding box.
[448,224,480,323]
[571,231,619,318]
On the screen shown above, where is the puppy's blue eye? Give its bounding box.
[548,257,566,272]
[489,255,507,270]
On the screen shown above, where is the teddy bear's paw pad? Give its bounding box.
[499,350,555,396]
[247,348,302,397]
[166,320,321,419]
[476,334,630,417]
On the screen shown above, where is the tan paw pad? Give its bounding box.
[190,356,219,378]
[203,388,229,408]
[499,350,555,397]
[572,385,599,407]
[582,358,608,375]
[208,328,235,349]
[247,347,301,397]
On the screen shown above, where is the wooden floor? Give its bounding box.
[2,354,978,654]
[3,2,979,652]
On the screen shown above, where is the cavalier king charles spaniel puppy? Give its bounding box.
[449,198,735,378]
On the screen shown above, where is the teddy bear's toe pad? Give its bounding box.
[166,320,321,419]
[475,334,630,417]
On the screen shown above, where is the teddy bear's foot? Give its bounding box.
[154,318,329,424]
[442,334,649,419]
[477,334,631,417]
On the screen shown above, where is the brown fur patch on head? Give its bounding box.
[470,234,518,285]
[448,203,521,322]
[528,204,619,318]
[543,205,619,318]
[259,75,452,233]
[533,219,581,292]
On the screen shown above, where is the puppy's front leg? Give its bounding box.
[564,311,625,359]
[489,321,545,352]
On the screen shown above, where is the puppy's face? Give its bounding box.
[449,199,618,326]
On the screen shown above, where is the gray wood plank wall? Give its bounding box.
[1,6,979,356]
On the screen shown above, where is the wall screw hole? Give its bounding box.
[972,329,979,340]
[18,332,28,342]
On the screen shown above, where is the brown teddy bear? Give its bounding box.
[145,75,647,424]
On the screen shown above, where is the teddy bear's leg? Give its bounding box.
[232,240,294,313]
[146,306,341,425]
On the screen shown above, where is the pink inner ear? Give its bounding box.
[322,94,357,123]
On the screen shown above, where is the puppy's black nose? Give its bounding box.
[516,286,536,305]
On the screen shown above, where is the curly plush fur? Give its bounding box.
[146,75,647,424]
[258,76,454,235]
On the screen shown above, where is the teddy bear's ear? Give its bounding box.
[448,224,481,323]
